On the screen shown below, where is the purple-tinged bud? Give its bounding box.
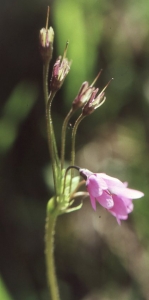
[50,43,71,92]
[39,7,54,63]
[39,27,54,62]
[82,78,113,116]
[82,88,104,115]
[72,82,95,110]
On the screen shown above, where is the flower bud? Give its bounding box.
[39,27,54,63]
[39,7,54,63]
[50,47,71,92]
[82,78,113,116]
[82,88,106,116]
[72,82,95,110]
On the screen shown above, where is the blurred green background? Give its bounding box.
[0,0,149,299]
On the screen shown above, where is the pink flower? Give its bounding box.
[79,169,144,224]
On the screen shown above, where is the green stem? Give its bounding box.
[69,114,85,192]
[71,113,85,166]
[61,108,74,169]
[46,94,60,195]
[48,92,60,169]
[43,63,49,105]
[43,62,60,195]
[45,203,60,300]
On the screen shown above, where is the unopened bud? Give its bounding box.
[82,78,113,116]
[39,7,54,63]
[83,92,106,115]
[50,42,71,91]
[82,88,100,115]
[72,82,95,110]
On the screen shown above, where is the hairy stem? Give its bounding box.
[45,202,60,300]
[71,113,85,166]
[43,63,49,105]
[47,91,60,169]
[69,114,85,192]
[61,108,74,169]
[46,93,60,195]
[43,62,60,194]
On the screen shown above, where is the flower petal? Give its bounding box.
[86,174,107,197]
[122,197,134,213]
[94,174,108,190]
[109,195,128,216]
[99,173,125,188]
[89,194,96,210]
[116,214,128,225]
[109,186,144,199]
[96,191,114,209]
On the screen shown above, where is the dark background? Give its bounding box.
[0,0,149,299]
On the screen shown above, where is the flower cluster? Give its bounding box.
[40,8,145,300]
